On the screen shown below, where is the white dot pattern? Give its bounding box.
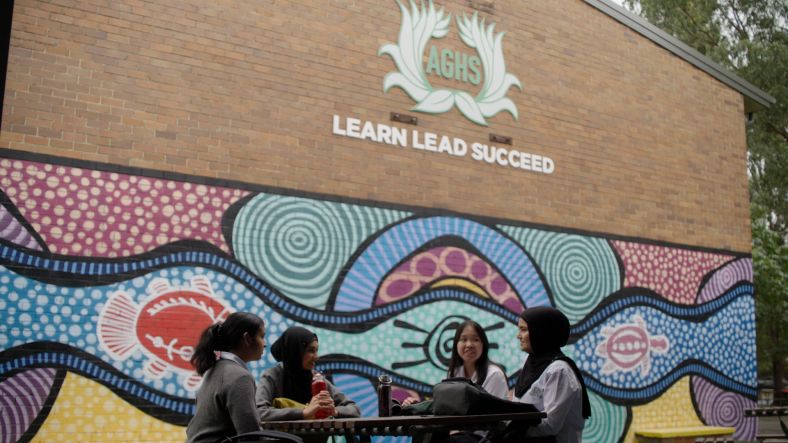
[0,159,249,257]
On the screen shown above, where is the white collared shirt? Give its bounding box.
[219,351,248,370]
[451,363,509,399]
[515,360,585,443]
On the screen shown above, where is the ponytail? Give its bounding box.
[190,312,265,376]
[191,322,224,375]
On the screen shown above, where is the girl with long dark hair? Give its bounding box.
[186,312,266,443]
[514,307,591,443]
[446,319,508,398]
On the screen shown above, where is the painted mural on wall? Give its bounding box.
[0,152,756,443]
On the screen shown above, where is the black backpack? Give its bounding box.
[432,378,539,415]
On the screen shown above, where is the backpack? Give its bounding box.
[432,378,538,415]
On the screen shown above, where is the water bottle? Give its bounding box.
[311,372,331,419]
[311,372,327,396]
[377,374,392,417]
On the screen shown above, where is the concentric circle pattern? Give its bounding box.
[233,194,410,307]
[500,226,620,321]
[0,204,43,251]
[0,368,57,443]
[581,391,628,443]
[697,258,753,303]
[692,376,756,440]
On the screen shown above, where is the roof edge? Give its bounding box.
[584,0,776,112]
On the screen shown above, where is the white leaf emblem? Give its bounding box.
[413,90,455,113]
[379,0,521,126]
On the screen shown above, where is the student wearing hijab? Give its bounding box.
[255,326,361,421]
[514,307,590,443]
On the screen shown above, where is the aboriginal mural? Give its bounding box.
[0,152,756,443]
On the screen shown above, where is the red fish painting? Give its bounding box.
[97,276,233,391]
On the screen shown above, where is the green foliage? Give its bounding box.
[752,203,788,372]
[622,0,788,390]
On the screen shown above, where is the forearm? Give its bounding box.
[334,403,361,418]
[329,383,361,418]
[258,405,306,421]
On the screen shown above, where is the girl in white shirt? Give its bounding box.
[446,319,509,443]
[447,319,509,399]
[514,307,590,443]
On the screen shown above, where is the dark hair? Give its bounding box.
[190,312,265,375]
[447,319,494,385]
[270,326,318,404]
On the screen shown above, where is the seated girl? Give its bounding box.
[186,312,266,443]
[514,307,591,443]
[447,319,509,399]
[255,326,361,421]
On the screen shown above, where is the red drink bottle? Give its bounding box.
[311,372,330,419]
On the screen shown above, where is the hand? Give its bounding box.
[303,391,336,419]
[401,396,421,407]
[303,401,320,419]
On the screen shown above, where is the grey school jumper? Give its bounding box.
[255,364,361,421]
[186,354,261,443]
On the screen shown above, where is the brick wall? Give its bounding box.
[0,3,759,441]
[0,0,751,252]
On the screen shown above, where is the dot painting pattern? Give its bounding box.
[574,298,755,390]
[0,159,249,257]
[0,153,757,443]
[612,241,733,304]
[626,378,704,443]
[376,246,523,312]
[32,372,183,443]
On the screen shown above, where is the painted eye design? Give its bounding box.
[392,315,503,371]
[428,316,468,369]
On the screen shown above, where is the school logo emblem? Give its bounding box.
[379,0,521,126]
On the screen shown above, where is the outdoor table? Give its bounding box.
[261,412,546,443]
[744,407,788,442]
[744,406,788,417]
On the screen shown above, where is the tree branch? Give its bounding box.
[677,4,720,51]
[765,122,788,144]
[724,0,751,41]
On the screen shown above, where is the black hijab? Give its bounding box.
[514,307,591,419]
[270,326,318,404]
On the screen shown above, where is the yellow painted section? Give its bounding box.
[635,426,735,437]
[623,377,704,443]
[32,372,184,442]
[431,278,489,297]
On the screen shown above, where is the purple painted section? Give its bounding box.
[0,368,57,443]
[697,258,753,303]
[692,376,756,440]
[0,205,42,251]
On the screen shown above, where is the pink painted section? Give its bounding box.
[375,246,524,312]
[611,241,733,304]
[0,159,249,257]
